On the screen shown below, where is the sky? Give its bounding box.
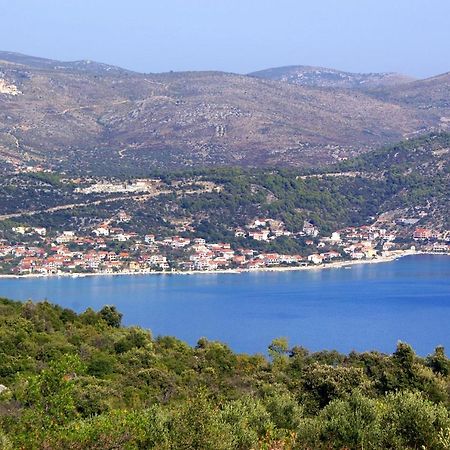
[0,0,449,78]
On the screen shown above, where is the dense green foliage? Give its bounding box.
[0,298,449,449]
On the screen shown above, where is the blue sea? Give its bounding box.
[0,255,449,355]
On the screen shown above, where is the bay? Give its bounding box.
[0,255,449,355]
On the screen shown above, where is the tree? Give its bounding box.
[314,392,384,449]
[426,346,450,376]
[16,354,85,429]
[99,305,122,328]
[168,389,235,450]
[383,391,450,449]
[268,337,289,362]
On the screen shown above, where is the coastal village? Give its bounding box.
[0,212,449,277]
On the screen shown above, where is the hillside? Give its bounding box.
[0,52,447,174]
[249,65,415,90]
[329,132,450,230]
[369,72,450,119]
[336,132,450,175]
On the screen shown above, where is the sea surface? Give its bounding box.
[1,255,449,355]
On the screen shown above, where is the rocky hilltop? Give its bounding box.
[249,65,415,90]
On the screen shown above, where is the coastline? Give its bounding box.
[0,250,448,281]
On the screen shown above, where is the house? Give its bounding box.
[113,233,129,242]
[261,253,281,265]
[93,225,110,237]
[0,246,12,257]
[321,251,340,261]
[280,254,302,264]
[63,260,77,270]
[303,221,319,237]
[234,228,246,237]
[194,260,217,271]
[220,249,235,260]
[12,246,28,257]
[104,260,123,270]
[148,255,169,269]
[33,227,47,236]
[240,249,256,257]
[190,250,214,261]
[43,256,65,269]
[246,259,265,269]
[248,230,270,241]
[191,243,209,253]
[213,257,229,267]
[210,243,231,251]
[56,231,77,244]
[330,232,341,243]
[170,236,191,248]
[106,252,118,261]
[308,254,323,265]
[179,261,195,271]
[382,242,395,251]
[117,211,131,222]
[248,218,268,228]
[413,228,433,240]
[272,228,291,237]
[363,247,378,258]
[128,261,142,271]
[431,242,449,252]
[109,227,124,235]
[12,226,28,235]
[233,255,246,265]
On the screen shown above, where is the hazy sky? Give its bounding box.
[1,0,449,77]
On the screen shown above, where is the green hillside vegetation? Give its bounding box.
[336,132,450,174]
[0,298,449,449]
[2,133,449,242]
[4,170,447,247]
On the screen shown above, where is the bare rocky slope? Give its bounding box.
[0,52,448,174]
[248,65,416,90]
[369,72,450,114]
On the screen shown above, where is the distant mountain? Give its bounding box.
[369,72,450,112]
[249,65,415,90]
[0,50,133,75]
[0,52,448,174]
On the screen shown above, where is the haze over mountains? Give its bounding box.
[0,51,449,174]
[249,65,416,90]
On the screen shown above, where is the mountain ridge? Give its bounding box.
[0,51,449,174]
[248,64,416,90]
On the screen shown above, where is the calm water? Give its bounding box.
[0,255,449,355]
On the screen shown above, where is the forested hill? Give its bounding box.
[335,132,450,175]
[0,298,449,449]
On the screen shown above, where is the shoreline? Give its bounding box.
[0,250,448,281]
